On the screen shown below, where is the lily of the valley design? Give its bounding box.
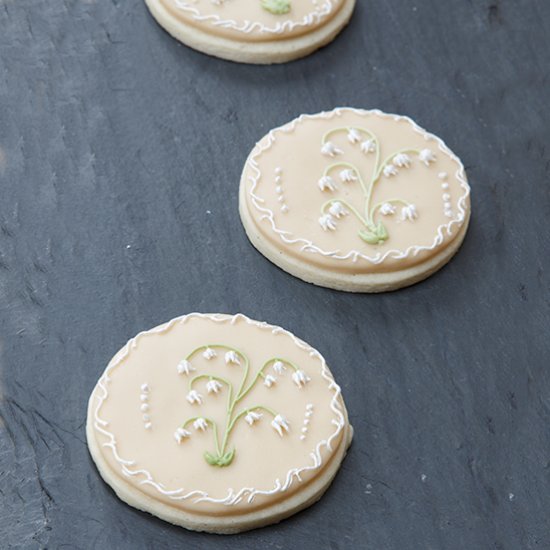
[174,345,310,467]
[317,126,437,245]
[210,0,291,15]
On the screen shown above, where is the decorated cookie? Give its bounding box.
[87,313,352,533]
[239,108,471,292]
[144,0,356,64]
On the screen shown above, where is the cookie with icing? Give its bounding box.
[239,108,472,292]
[87,313,352,533]
[144,0,356,64]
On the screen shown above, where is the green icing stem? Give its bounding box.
[320,127,423,243]
[179,346,300,467]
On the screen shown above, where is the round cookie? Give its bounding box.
[87,313,353,534]
[239,108,472,292]
[144,0,356,64]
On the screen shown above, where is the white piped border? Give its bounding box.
[93,313,345,507]
[174,0,336,36]
[246,108,471,265]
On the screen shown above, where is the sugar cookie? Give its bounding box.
[239,108,471,292]
[144,0,356,64]
[87,313,352,533]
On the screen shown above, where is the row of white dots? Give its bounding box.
[438,172,453,218]
[274,167,289,214]
[140,383,152,430]
[300,403,314,441]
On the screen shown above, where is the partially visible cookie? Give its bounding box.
[87,313,352,534]
[239,108,471,292]
[144,0,356,64]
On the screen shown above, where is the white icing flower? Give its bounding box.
[319,214,337,231]
[393,153,411,168]
[206,380,223,394]
[271,414,290,437]
[347,128,361,144]
[329,201,348,219]
[401,204,418,221]
[193,418,208,432]
[264,374,277,388]
[272,361,286,375]
[225,350,241,365]
[383,165,399,177]
[202,348,217,360]
[292,370,311,388]
[339,169,357,183]
[174,427,191,444]
[321,141,343,157]
[318,175,338,192]
[361,139,376,154]
[419,149,436,166]
[379,202,396,216]
[186,390,203,405]
[245,411,263,426]
[177,359,195,375]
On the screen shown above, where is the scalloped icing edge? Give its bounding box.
[246,108,471,266]
[174,0,336,36]
[92,313,346,507]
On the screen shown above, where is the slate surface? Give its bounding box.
[1,0,550,548]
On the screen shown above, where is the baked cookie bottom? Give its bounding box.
[143,0,356,64]
[86,393,353,534]
[239,181,471,293]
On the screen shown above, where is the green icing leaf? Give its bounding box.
[261,0,291,15]
[219,449,235,467]
[204,449,235,467]
[359,222,389,245]
[204,451,218,466]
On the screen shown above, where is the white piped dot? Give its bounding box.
[438,172,448,180]
[141,383,150,392]
[300,435,306,441]
[140,404,149,412]
[275,176,282,183]
[277,196,284,203]
[275,167,282,175]
[140,394,148,402]
[144,422,152,430]
[143,414,151,422]
[275,186,283,195]
[444,201,452,210]
[441,182,449,189]
[444,210,453,218]
[301,427,308,434]
[442,193,451,201]
[281,205,289,213]
[304,419,310,425]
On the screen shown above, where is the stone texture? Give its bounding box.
[0,0,549,548]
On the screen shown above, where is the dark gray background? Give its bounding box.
[1,0,549,548]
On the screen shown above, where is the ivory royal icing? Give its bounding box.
[241,108,471,274]
[91,313,347,515]
[159,0,345,42]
